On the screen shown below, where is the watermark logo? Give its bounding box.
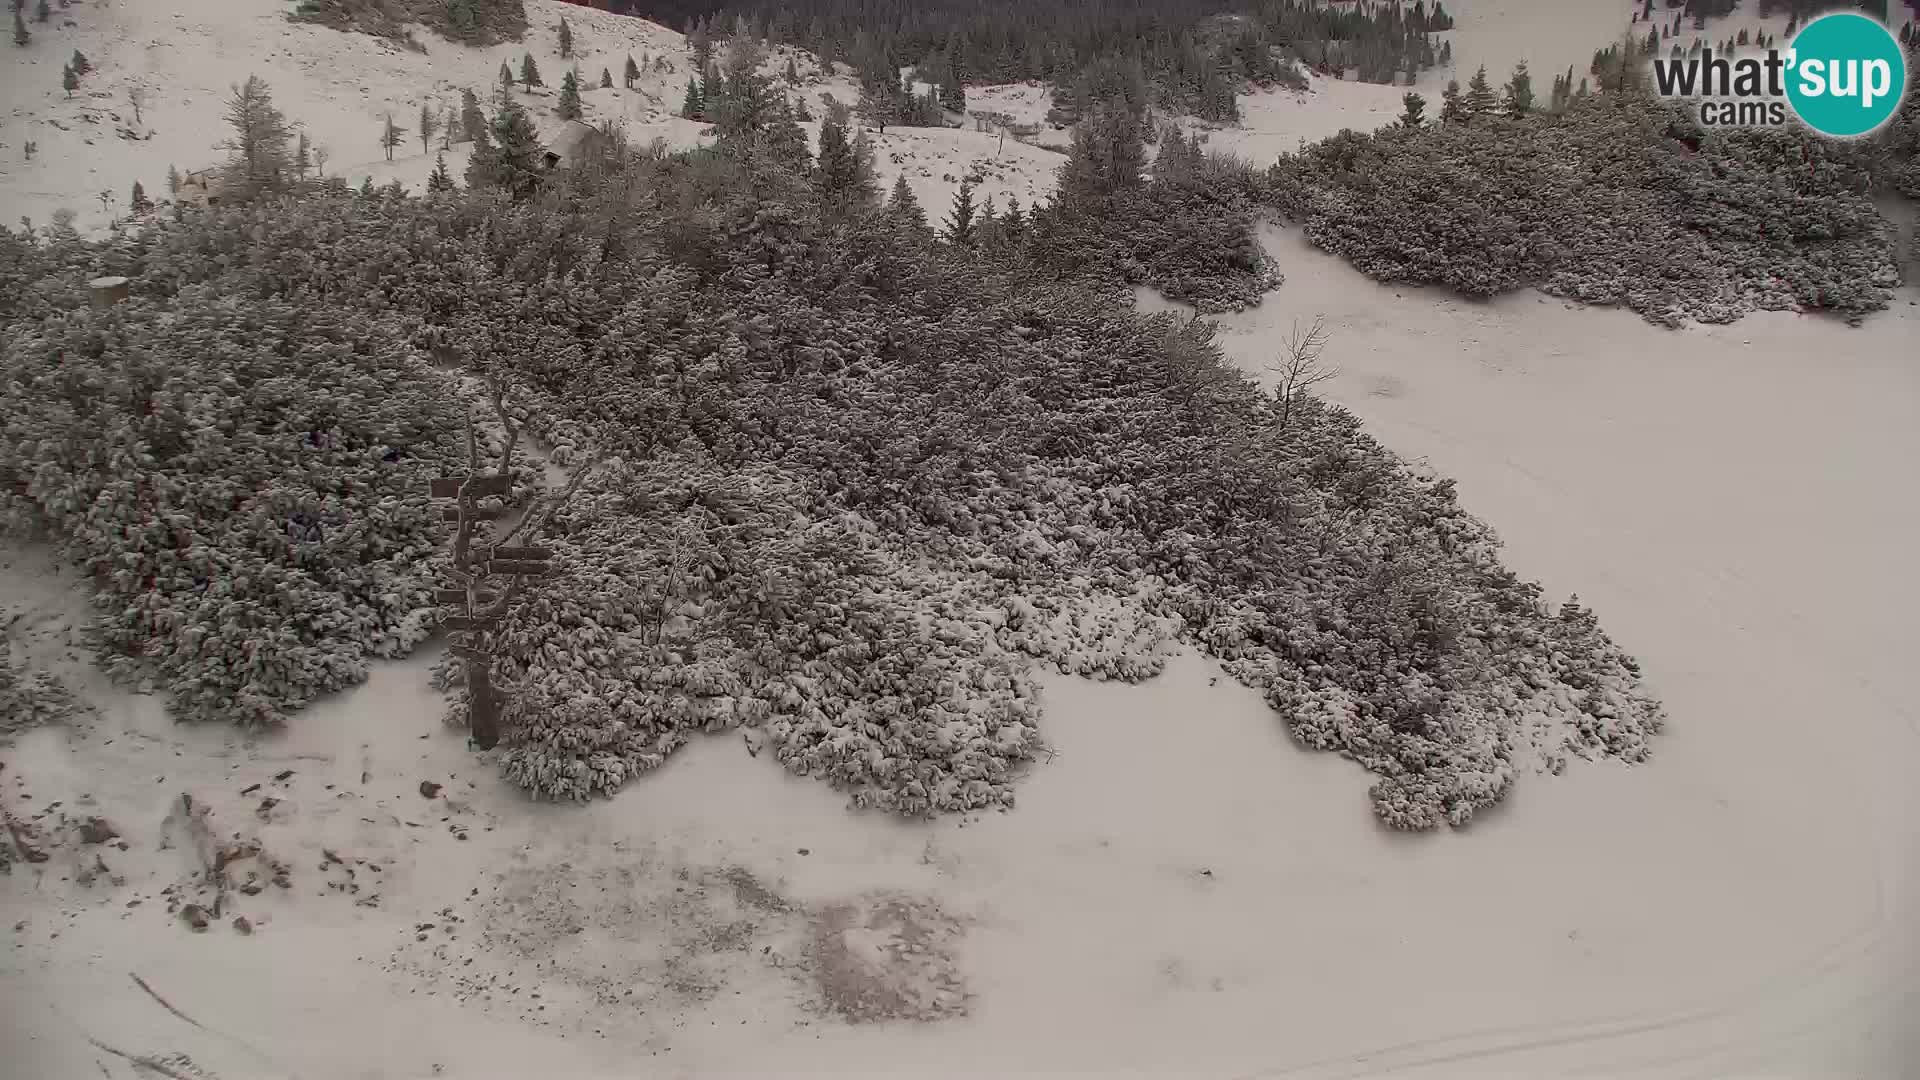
[1649,13,1909,137]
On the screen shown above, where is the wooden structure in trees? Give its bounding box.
[542,119,609,170]
[88,276,129,308]
[430,471,552,750]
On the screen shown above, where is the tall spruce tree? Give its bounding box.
[1504,61,1534,118]
[944,179,977,246]
[558,69,583,120]
[1399,91,1426,127]
[1464,65,1497,117]
[814,100,876,211]
[557,17,572,59]
[418,101,439,153]
[520,53,542,87]
[886,173,927,230]
[715,39,775,137]
[764,98,813,169]
[1439,79,1466,124]
[937,51,966,112]
[466,94,543,201]
[220,75,295,194]
[1059,100,1146,204]
[428,152,454,193]
[856,79,898,133]
[460,88,485,142]
[688,18,714,70]
[624,54,639,88]
[1000,194,1025,241]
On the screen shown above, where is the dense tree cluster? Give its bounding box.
[0,105,1664,826]
[635,0,1445,130]
[1269,90,1900,325]
[291,0,526,47]
[1029,109,1281,311]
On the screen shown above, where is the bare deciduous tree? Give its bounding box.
[127,85,147,126]
[1267,315,1338,430]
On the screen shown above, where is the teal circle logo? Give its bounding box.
[1785,13,1908,138]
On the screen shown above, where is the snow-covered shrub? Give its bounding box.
[1269,94,1899,326]
[0,142,1666,827]
[1026,127,1282,313]
[0,279,466,726]
[487,455,1045,812]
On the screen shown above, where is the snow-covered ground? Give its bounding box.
[1429,0,1640,91]
[7,223,1916,1078]
[5,0,1920,1076]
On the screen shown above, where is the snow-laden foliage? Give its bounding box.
[0,137,1663,827]
[1026,116,1282,313]
[481,456,1058,809]
[1870,43,1920,199]
[1269,93,1899,327]
[0,251,467,726]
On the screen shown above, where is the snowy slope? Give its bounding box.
[5,0,1878,236]
[0,0,1069,233]
[0,0,694,229]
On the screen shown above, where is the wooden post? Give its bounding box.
[88,275,130,308]
[468,662,500,750]
[429,471,554,752]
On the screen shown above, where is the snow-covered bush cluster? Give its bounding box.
[481,455,1060,810]
[0,129,1664,827]
[1269,94,1899,327]
[1027,116,1282,313]
[0,231,468,725]
[1870,45,1920,199]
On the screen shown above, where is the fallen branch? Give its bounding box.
[130,972,208,1033]
[127,971,291,1077]
[84,1039,198,1080]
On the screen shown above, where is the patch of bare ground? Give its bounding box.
[387,848,970,1032]
[809,892,970,1023]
